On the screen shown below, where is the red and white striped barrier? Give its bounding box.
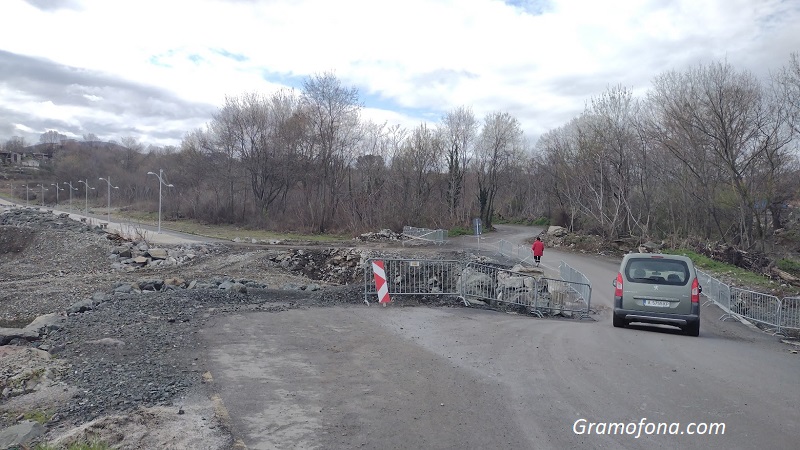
[372,260,391,305]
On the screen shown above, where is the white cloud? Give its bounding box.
[1,0,799,146]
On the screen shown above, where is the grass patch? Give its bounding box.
[23,410,53,424]
[531,217,550,226]
[114,211,348,242]
[777,258,800,275]
[663,248,776,291]
[492,217,550,226]
[448,226,473,237]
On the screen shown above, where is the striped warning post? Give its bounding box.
[372,260,391,305]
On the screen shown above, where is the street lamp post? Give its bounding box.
[51,183,64,205]
[24,184,30,207]
[147,169,174,234]
[63,182,78,212]
[77,179,95,215]
[98,176,119,224]
[37,184,48,207]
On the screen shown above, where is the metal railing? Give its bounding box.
[729,288,782,333]
[364,259,462,303]
[459,262,591,319]
[364,258,591,319]
[698,269,800,335]
[497,239,533,264]
[559,261,592,309]
[782,297,800,333]
[402,226,447,246]
[459,262,538,308]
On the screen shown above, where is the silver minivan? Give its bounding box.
[612,253,701,336]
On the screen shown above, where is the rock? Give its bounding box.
[547,226,568,237]
[164,277,186,288]
[86,337,126,347]
[22,313,64,335]
[67,299,95,314]
[91,292,110,304]
[133,256,149,265]
[642,241,662,252]
[510,264,544,275]
[0,420,45,449]
[113,284,135,294]
[147,248,169,260]
[0,328,40,345]
[457,267,494,299]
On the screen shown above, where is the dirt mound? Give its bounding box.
[0,226,36,255]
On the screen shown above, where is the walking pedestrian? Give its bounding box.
[532,236,544,266]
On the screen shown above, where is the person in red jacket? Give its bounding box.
[531,237,545,266]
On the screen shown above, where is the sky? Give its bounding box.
[1,0,799,148]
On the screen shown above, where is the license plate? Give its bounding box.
[643,300,670,308]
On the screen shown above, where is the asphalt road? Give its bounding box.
[0,197,214,245]
[200,225,800,449]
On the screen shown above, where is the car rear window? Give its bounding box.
[625,258,689,285]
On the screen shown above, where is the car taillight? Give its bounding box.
[615,273,623,297]
[691,278,700,303]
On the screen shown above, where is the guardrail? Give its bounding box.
[698,269,799,335]
[402,226,447,246]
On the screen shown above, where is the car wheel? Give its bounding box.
[613,313,625,328]
[684,321,699,337]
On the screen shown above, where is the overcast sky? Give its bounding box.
[1,0,799,148]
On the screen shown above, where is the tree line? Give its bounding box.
[3,54,800,250]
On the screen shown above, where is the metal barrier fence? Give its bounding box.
[729,288,782,333]
[497,239,533,264]
[696,270,733,316]
[364,258,591,319]
[402,226,447,246]
[459,262,538,308]
[782,297,800,333]
[698,269,800,335]
[364,259,463,303]
[559,261,592,309]
[459,262,591,319]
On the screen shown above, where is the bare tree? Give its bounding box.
[389,123,442,226]
[300,72,362,232]
[440,106,477,224]
[475,112,523,230]
[40,130,66,145]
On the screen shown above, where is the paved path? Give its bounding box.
[1,197,209,245]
